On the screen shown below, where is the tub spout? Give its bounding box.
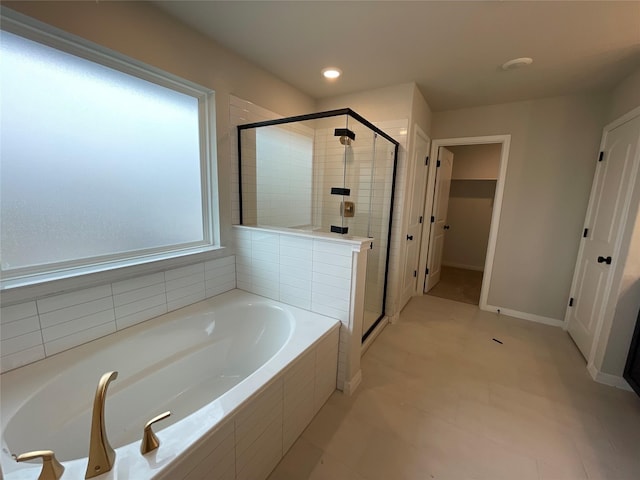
[85,371,118,479]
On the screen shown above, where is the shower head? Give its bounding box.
[334,128,355,146]
[339,135,352,146]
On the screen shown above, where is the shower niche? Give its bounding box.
[237,109,399,340]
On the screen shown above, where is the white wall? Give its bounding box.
[433,94,608,321]
[607,67,640,123]
[318,83,416,122]
[441,144,500,271]
[449,144,501,179]
[443,180,496,272]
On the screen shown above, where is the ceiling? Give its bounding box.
[155,1,640,111]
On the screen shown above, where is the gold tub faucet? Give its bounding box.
[85,371,118,479]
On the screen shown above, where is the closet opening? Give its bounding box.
[417,135,510,308]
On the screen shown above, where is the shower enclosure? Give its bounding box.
[237,109,398,341]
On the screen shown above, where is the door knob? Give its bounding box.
[444,225,450,230]
[406,235,413,241]
[597,256,612,265]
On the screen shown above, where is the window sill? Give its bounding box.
[1,245,228,306]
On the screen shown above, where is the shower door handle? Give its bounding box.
[406,235,413,241]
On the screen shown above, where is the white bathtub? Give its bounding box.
[1,289,340,479]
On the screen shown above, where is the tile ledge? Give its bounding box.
[233,225,371,248]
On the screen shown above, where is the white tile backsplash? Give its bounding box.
[38,296,115,330]
[1,301,38,323]
[0,315,40,340]
[1,330,43,357]
[311,261,351,279]
[44,321,116,356]
[112,271,165,295]
[36,284,112,314]
[0,345,45,374]
[233,226,367,396]
[116,303,167,331]
[165,263,206,312]
[42,309,115,343]
[1,256,237,373]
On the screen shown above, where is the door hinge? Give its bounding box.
[425,267,429,275]
[370,241,373,250]
[413,270,417,278]
[583,228,589,238]
[419,215,423,224]
[430,215,435,223]
[598,151,604,162]
[569,297,574,307]
[425,156,429,166]
[437,159,441,167]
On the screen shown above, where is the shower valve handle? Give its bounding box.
[406,235,413,241]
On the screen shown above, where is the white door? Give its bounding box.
[400,128,431,309]
[425,147,454,292]
[567,114,640,360]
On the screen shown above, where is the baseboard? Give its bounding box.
[442,262,484,272]
[482,304,564,328]
[587,363,633,391]
[362,317,388,355]
[342,369,362,396]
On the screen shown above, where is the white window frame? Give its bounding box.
[0,8,221,294]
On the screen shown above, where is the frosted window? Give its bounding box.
[0,30,209,275]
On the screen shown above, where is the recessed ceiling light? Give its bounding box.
[322,67,342,79]
[501,57,533,70]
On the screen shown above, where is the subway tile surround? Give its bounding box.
[233,226,369,392]
[0,256,236,373]
[230,95,409,326]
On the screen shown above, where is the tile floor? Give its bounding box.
[268,294,640,480]
[427,266,483,305]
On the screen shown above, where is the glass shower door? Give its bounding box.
[341,118,386,336]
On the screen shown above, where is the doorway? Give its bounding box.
[417,135,511,310]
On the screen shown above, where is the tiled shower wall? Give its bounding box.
[230,95,409,322]
[233,226,368,390]
[230,96,283,225]
[0,256,236,373]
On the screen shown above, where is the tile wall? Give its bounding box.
[233,226,368,390]
[0,256,236,373]
[229,95,409,323]
[230,96,283,225]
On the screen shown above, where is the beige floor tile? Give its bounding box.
[267,437,367,480]
[272,294,640,480]
[301,402,374,470]
[354,426,469,480]
[536,458,588,480]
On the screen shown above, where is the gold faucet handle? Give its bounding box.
[141,411,171,455]
[15,450,65,480]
